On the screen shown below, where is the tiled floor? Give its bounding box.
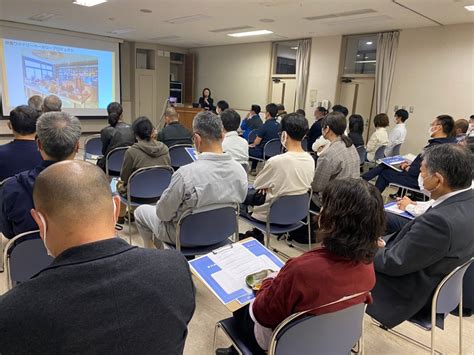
[0,134,473,354]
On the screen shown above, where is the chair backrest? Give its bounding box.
[463,262,474,309]
[270,303,366,355]
[128,166,173,204]
[83,134,103,159]
[178,205,238,247]
[435,258,474,314]
[391,143,402,157]
[106,147,128,177]
[248,129,258,144]
[169,144,194,168]
[264,138,283,159]
[268,193,310,225]
[374,145,387,161]
[6,230,53,288]
[356,146,366,165]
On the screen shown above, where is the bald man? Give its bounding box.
[0,161,195,354]
[157,107,193,147]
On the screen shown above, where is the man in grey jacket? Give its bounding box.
[134,111,248,248]
[368,144,474,328]
[0,161,195,354]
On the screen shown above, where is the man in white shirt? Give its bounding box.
[385,109,409,156]
[221,109,249,167]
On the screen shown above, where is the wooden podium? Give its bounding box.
[174,106,203,132]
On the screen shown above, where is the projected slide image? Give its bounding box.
[1,39,116,114]
[22,49,99,108]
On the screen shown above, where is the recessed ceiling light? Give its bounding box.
[366,41,373,45]
[464,5,474,11]
[140,9,152,13]
[227,30,273,37]
[73,0,107,7]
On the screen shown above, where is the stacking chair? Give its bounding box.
[83,134,103,160]
[391,143,402,157]
[239,192,311,255]
[120,166,174,243]
[169,144,194,169]
[356,146,366,166]
[105,146,128,178]
[249,138,283,165]
[376,258,474,355]
[4,230,54,290]
[374,145,387,161]
[388,183,430,202]
[462,262,474,313]
[163,204,239,257]
[214,300,367,355]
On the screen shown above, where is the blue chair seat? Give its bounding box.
[217,318,255,355]
[163,238,233,257]
[240,214,304,235]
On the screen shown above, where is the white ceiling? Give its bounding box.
[0,0,473,48]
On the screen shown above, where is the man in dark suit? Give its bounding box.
[367,144,474,328]
[0,161,195,354]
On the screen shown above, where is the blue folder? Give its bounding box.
[384,201,415,220]
[185,147,198,161]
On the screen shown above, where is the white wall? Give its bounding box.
[191,42,272,111]
[389,23,474,155]
[304,35,343,121]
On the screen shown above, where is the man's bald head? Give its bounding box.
[42,95,62,112]
[33,161,113,223]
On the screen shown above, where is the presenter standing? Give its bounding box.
[198,88,215,111]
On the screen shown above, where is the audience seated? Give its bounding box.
[216,100,229,115]
[385,109,409,156]
[134,111,247,248]
[331,104,349,118]
[243,113,314,223]
[157,107,193,147]
[276,104,287,122]
[454,118,469,143]
[221,109,249,166]
[42,94,62,112]
[469,115,474,136]
[0,105,42,182]
[307,106,328,152]
[240,104,263,141]
[366,113,389,161]
[311,112,360,207]
[117,117,171,222]
[310,104,349,155]
[249,103,281,174]
[217,179,384,354]
[348,114,365,148]
[27,95,43,114]
[97,102,135,170]
[362,115,456,192]
[0,161,195,353]
[367,144,474,328]
[0,112,81,238]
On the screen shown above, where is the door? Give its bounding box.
[271,78,296,112]
[338,77,375,141]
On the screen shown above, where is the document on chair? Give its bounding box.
[189,238,284,311]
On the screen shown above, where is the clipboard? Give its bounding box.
[189,238,284,312]
[384,201,415,220]
[185,147,199,161]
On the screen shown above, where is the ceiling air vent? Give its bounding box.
[149,35,181,41]
[164,14,211,24]
[28,12,57,22]
[304,9,376,21]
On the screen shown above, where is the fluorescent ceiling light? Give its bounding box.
[355,60,376,64]
[73,0,107,7]
[464,5,474,11]
[291,46,298,50]
[228,30,273,37]
[366,41,373,45]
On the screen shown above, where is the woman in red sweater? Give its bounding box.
[217,178,385,355]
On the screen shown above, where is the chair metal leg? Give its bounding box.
[127,204,132,245]
[0,234,4,273]
[213,322,220,352]
[459,292,463,355]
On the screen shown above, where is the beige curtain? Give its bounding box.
[295,39,311,110]
[375,31,399,114]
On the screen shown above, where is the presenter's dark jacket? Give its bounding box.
[0,160,55,239]
[0,238,196,355]
[367,189,474,328]
[157,121,193,148]
[98,122,136,170]
[198,96,214,111]
[0,139,43,182]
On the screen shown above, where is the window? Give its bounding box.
[274,41,298,75]
[343,34,377,75]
